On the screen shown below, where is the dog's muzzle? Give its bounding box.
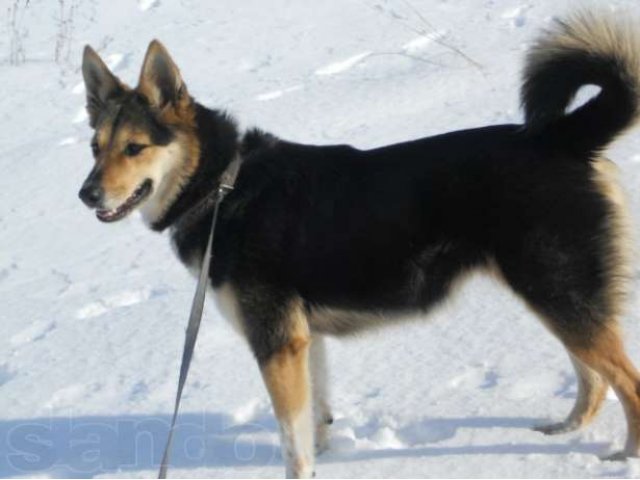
[79,177,104,208]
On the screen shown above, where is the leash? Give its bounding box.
[158,156,242,479]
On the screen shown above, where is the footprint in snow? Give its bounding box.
[0,364,15,387]
[129,380,149,402]
[0,263,17,283]
[327,417,358,453]
[315,52,372,76]
[76,286,160,319]
[353,416,411,450]
[255,85,302,102]
[329,431,357,453]
[138,0,159,11]
[58,137,78,147]
[480,370,499,389]
[0,268,10,283]
[369,426,405,449]
[315,414,407,454]
[10,320,56,347]
[233,398,266,424]
[397,418,456,445]
[314,30,449,79]
[230,399,280,434]
[45,382,101,409]
[501,5,530,28]
[402,30,448,55]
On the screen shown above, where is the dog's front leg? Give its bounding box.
[310,333,333,454]
[255,300,315,478]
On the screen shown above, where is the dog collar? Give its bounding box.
[165,155,243,234]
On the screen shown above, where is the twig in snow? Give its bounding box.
[400,0,483,72]
[366,0,484,73]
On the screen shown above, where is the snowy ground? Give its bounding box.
[3,0,640,477]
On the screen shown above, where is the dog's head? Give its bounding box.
[78,40,199,225]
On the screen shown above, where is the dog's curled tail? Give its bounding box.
[521,11,640,155]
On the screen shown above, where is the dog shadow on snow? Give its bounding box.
[0,412,608,477]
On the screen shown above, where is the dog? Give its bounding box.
[78,11,640,478]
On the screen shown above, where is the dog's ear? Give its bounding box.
[82,46,125,128]
[137,40,189,110]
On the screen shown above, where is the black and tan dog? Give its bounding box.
[79,11,640,477]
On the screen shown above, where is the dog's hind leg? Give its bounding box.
[512,298,640,457]
[495,204,639,458]
[252,298,315,478]
[567,326,640,459]
[534,354,608,435]
[310,333,333,454]
[524,307,640,457]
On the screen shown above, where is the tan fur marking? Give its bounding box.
[533,11,640,62]
[570,355,609,426]
[261,302,311,420]
[135,73,200,224]
[513,160,634,350]
[96,124,112,151]
[86,41,201,222]
[260,300,315,477]
[138,130,199,224]
[95,108,199,219]
[535,354,608,435]
[571,326,640,454]
[591,157,634,319]
[100,138,164,200]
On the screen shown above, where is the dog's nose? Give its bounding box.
[79,182,104,208]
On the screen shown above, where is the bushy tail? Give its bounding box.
[521,10,640,155]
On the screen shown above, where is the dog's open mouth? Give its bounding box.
[96,179,153,223]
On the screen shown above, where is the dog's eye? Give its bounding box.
[123,143,146,157]
[91,142,100,157]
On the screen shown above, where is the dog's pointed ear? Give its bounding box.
[137,40,189,110]
[82,45,125,127]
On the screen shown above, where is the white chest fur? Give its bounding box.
[211,282,245,336]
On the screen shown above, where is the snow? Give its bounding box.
[2,0,640,478]
[402,31,447,55]
[255,86,303,102]
[315,53,373,76]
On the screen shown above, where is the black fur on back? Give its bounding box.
[166,123,628,363]
[162,13,637,364]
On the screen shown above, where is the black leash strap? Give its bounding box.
[158,157,241,479]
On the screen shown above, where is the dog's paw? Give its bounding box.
[286,463,315,479]
[532,421,579,435]
[600,448,640,462]
[315,437,329,456]
[600,450,630,462]
[315,415,333,455]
